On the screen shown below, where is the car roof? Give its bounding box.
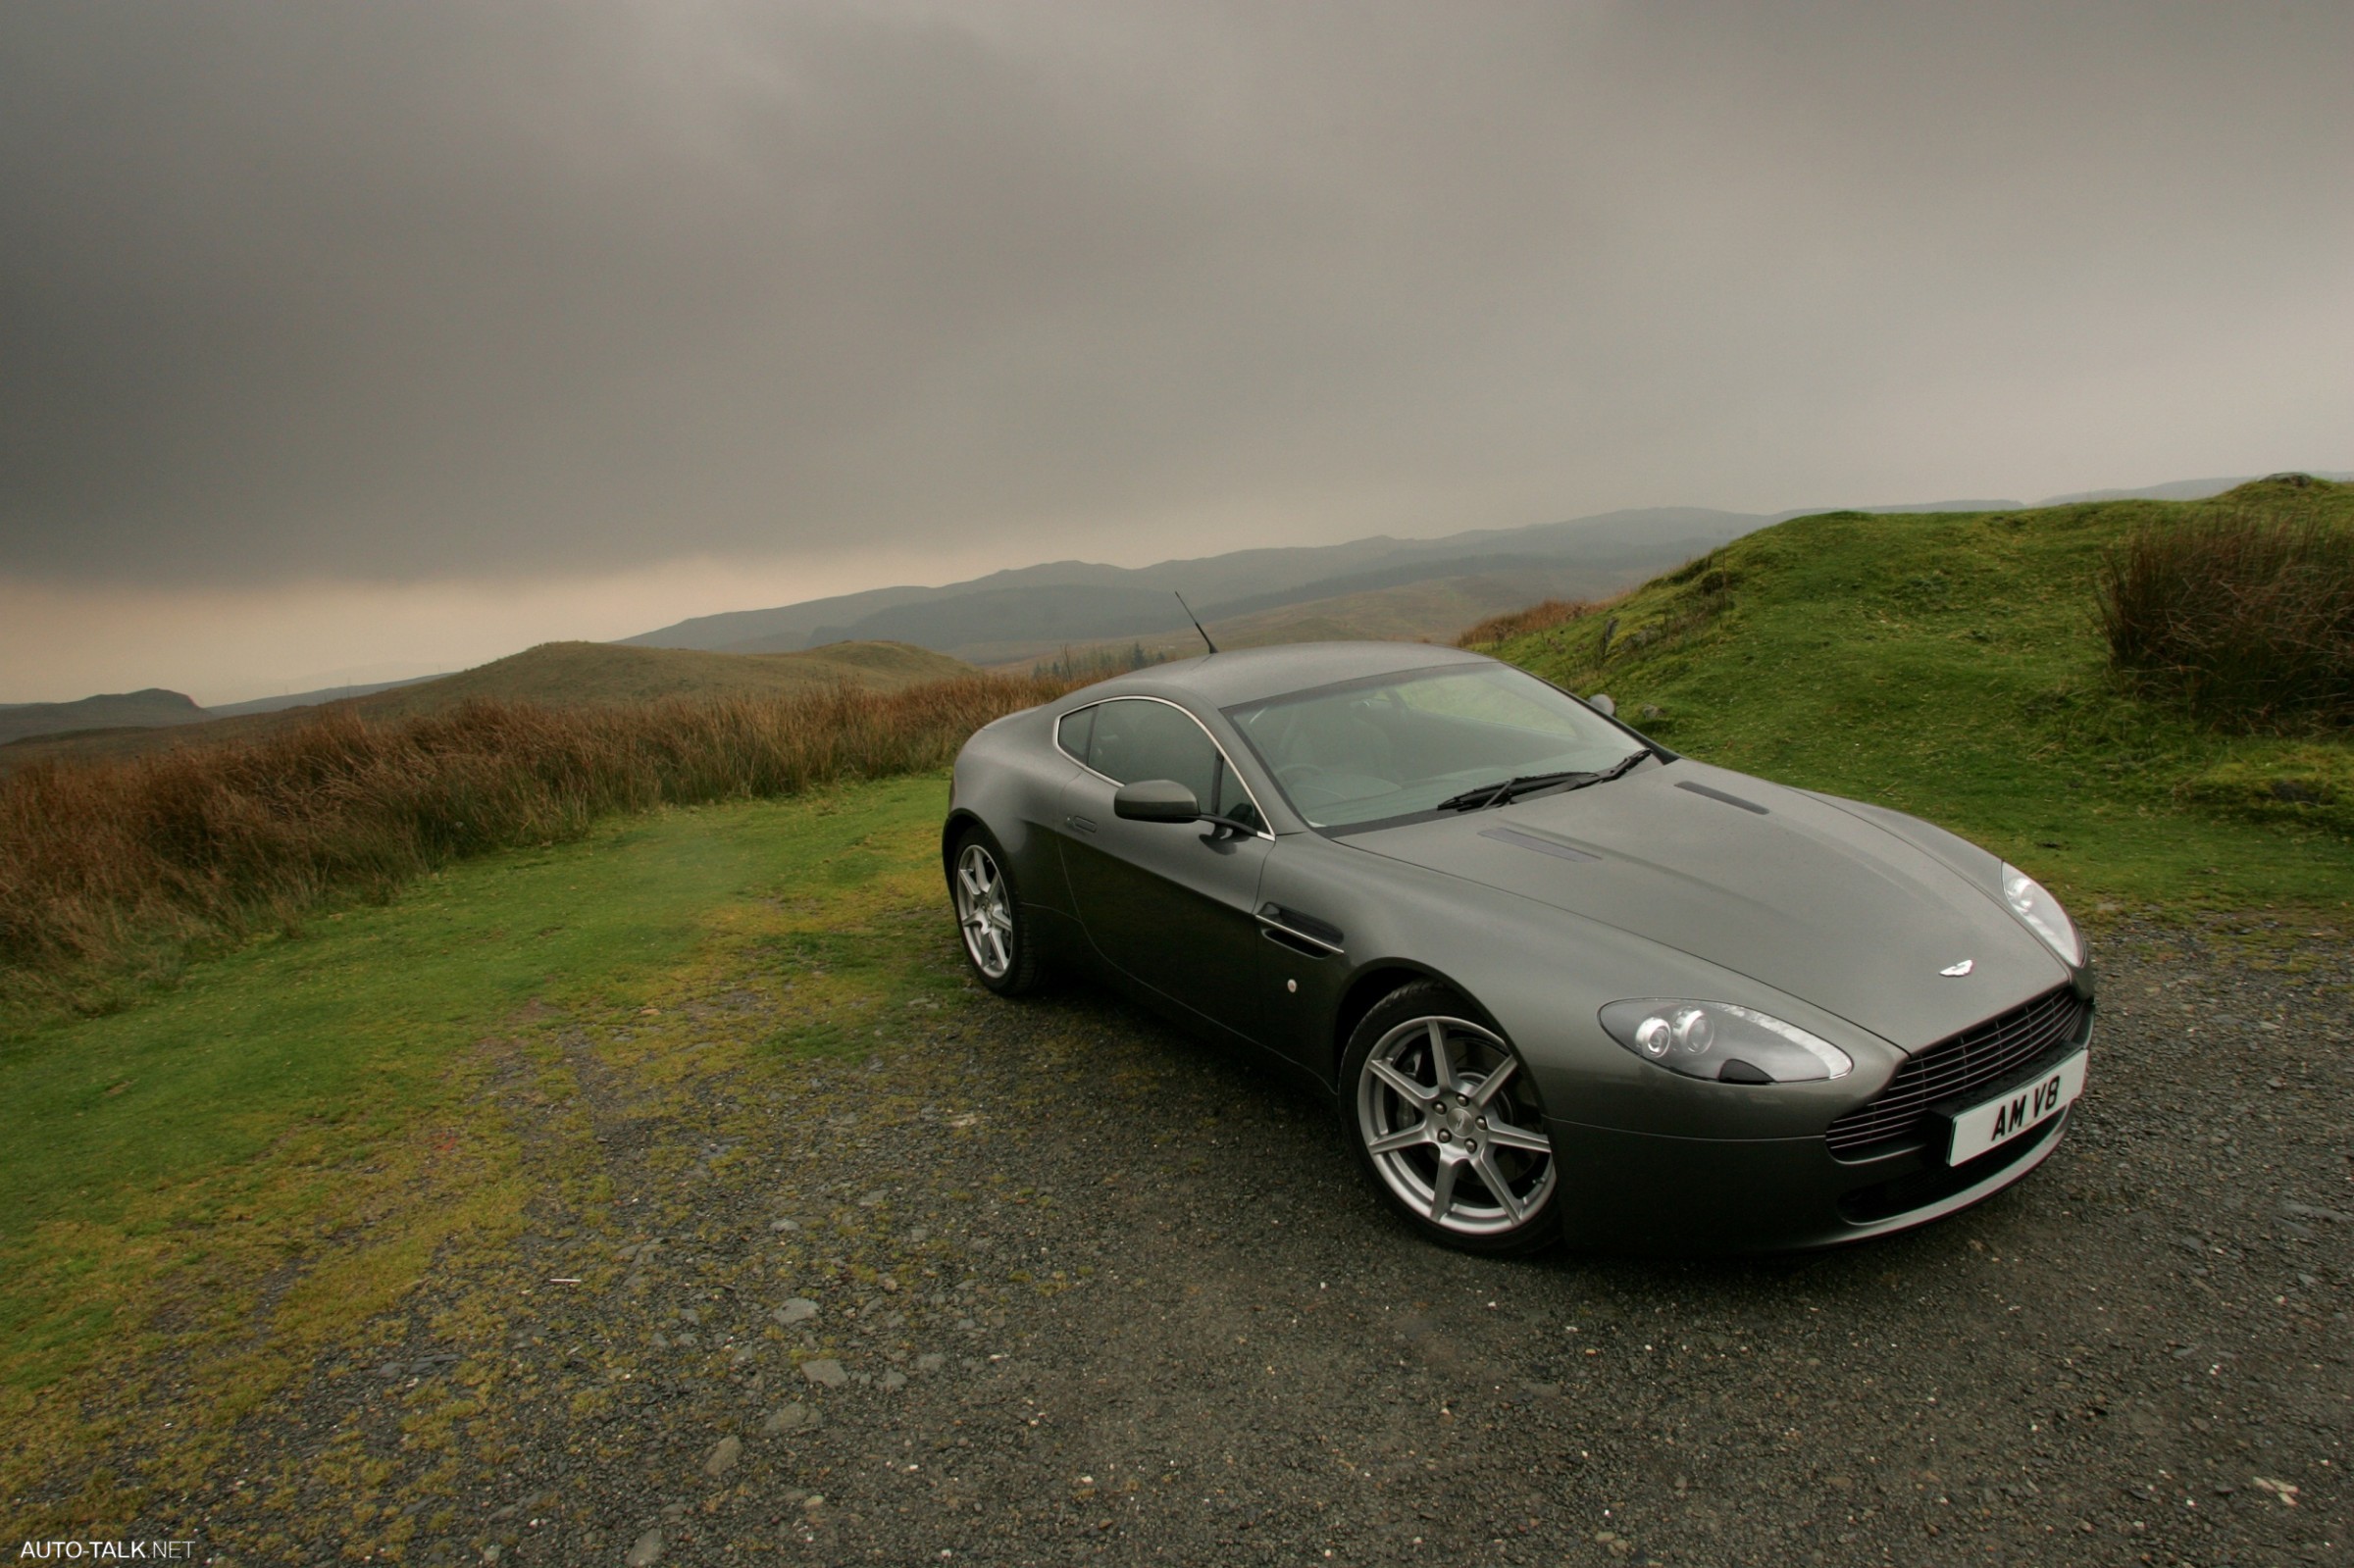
[1071,640,1496,709]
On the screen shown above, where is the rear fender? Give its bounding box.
[946,721,1081,919]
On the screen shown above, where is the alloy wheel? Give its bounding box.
[953,841,1015,981]
[1356,1014,1556,1237]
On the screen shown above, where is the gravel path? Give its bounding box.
[137,918,2352,1564]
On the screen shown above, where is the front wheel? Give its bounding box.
[948,828,1043,995]
[1342,982,1560,1254]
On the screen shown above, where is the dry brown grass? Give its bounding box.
[1455,597,1608,648]
[0,674,1074,1025]
[2098,506,2354,731]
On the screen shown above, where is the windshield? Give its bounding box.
[1225,663,1650,831]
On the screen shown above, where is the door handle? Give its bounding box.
[1065,814,1098,835]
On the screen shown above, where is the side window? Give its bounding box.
[1087,699,1220,807]
[1212,754,1265,833]
[1056,704,1096,763]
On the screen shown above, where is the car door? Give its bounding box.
[1057,696,1273,1041]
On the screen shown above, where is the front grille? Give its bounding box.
[1825,986,2089,1157]
[1839,1115,2063,1223]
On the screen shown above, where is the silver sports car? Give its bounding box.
[943,641,2092,1254]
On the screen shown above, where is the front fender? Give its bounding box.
[1258,834,1907,1139]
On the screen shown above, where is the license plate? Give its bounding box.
[1944,1050,2087,1165]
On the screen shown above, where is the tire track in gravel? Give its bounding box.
[125,917,2350,1566]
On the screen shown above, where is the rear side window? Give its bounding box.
[1056,704,1096,762]
[1085,698,1220,808]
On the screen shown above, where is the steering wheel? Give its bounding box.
[1277,763,1328,789]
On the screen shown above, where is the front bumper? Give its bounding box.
[1544,1099,2073,1254]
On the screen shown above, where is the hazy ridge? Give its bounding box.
[15,474,2346,741]
[0,641,968,769]
[623,506,1768,658]
[624,478,2340,667]
[0,689,207,747]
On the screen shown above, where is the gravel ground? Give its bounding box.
[114,917,2353,1564]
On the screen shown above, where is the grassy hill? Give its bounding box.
[1467,476,2354,915]
[0,689,206,747]
[971,565,1655,669]
[345,639,966,716]
[0,641,970,770]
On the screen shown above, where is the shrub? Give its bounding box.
[1033,642,1166,681]
[2097,508,2354,730]
[0,674,1073,1024]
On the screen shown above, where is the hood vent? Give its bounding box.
[1676,781,1768,815]
[1478,826,1600,863]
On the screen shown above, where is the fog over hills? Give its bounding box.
[2033,472,2352,507]
[624,506,1772,660]
[207,677,444,719]
[619,482,2261,665]
[10,475,2345,735]
[5,5,2345,714]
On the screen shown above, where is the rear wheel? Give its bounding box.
[1342,981,1560,1254]
[949,827,1043,995]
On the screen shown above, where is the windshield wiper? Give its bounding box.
[1433,752,1648,813]
[1549,750,1649,794]
[1435,772,1580,812]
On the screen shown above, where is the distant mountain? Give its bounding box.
[0,641,971,771]
[0,688,207,747]
[1766,498,2022,517]
[207,675,443,718]
[625,506,1771,662]
[23,474,2345,748]
[2033,472,2354,506]
[1189,570,1612,658]
[632,475,2354,667]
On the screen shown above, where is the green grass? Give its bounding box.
[1471,476,2354,917]
[0,773,960,1501]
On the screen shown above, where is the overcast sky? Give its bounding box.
[4,1,2349,702]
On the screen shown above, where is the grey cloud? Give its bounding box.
[2,1,2349,585]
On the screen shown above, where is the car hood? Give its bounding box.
[1349,760,2068,1052]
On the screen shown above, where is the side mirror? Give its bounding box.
[1112,779,1202,824]
[1588,693,1616,718]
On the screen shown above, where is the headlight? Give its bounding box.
[2001,863,2083,967]
[1600,1000,1852,1083]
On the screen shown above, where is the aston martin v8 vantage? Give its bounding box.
[942,642,2092,1254]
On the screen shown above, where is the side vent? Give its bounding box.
[1256,902,1343,955]
[1261,926,1333,959]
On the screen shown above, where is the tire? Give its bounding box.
[947,826,1044,995]
[1341,980,1561,1255]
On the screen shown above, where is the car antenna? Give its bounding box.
[1174,591,1217,654]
